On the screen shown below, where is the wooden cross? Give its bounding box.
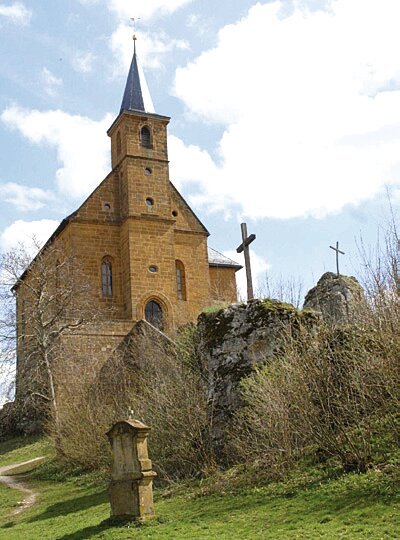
[330,241,345,276]
[237,223,256,301]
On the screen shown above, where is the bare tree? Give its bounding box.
[0,238,109,430]
[0,242,33,403]
[257,272,304,308]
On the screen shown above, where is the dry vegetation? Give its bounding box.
[52,325,213,480]
[230,319,399,474]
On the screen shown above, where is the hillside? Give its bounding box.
[0,437,398,539]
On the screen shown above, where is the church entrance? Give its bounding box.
[145,300,164,330]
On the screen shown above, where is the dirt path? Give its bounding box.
[0,457,46,516]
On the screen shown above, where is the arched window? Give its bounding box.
[145,300,164,329]
[176,260,187,301]
[116,131,122,155]
[141,126,151,148]
[102,257,113,298]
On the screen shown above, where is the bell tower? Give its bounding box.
[107,36,182,323]
[107,37,172,222]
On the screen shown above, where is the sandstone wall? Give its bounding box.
[209,266,238,304]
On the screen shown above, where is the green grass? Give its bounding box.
[0,436,52,468]
[0,484,21,522]
[0,438,398,539]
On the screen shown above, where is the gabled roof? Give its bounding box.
[11,212,76,292]
[169,182,209,236]
[208,247,242,270]
[120,41,155,114]
[106,419,150,440]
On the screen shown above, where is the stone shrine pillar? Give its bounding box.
[106,419,157,520]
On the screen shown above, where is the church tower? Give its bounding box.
[106,38,212,329]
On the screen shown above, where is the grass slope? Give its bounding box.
[0,436,52,468]
[0,438,398,539]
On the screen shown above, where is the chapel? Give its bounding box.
[14,39,241,391]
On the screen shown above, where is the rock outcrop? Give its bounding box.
[303,272,366,325]
[198,299,320,461]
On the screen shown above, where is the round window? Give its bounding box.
[144,167,152,175]
[148,265,158,273]
[172,210,178,217]
[146,198,154,206]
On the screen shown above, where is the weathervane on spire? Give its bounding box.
[130,17,141,51]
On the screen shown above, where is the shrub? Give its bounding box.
[232,306,399,474]
[50,326,213,480]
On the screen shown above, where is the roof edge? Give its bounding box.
[169,181,210,236]
[107,110,171,136]
[12,213,76,292]
[209,262,243,271]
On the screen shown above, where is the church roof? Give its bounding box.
[120,41,155,114]
[208,247,242,270]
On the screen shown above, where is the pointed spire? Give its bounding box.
[120,35,155,114]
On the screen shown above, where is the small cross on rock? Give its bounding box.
[330,241,345,276]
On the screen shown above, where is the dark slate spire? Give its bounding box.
[120,39,146,113]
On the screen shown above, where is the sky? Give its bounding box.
[0,0,400,301]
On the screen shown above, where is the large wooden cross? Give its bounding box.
[330,241,345,276]
[237,223,256,301]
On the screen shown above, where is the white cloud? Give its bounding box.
[168,135,231,213]
[0,2,31,25]
[72,51,96,74]
[41,68,63,97]
[110,24,188,74]
[0,219,60,252]
[107,0,194,22]
[173,0,400,219]
[223,249,269,301]
[1,106,112,199]
[0,182,54,212]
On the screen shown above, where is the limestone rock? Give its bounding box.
[198,299,319,462]
[303,272,366,325]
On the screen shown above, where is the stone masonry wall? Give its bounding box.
[209,266,238,304]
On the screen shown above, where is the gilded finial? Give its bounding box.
[130,17,140,52]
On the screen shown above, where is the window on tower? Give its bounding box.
[116,131,122,155]
[141,126,151,148]
[102,257,113,298]
[175,260,187,301]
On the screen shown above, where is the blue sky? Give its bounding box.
[0,0,399,300]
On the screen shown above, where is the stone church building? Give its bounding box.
[14,42,241,396]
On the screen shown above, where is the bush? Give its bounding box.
[231,306,399,475]
[50,326,213,480]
